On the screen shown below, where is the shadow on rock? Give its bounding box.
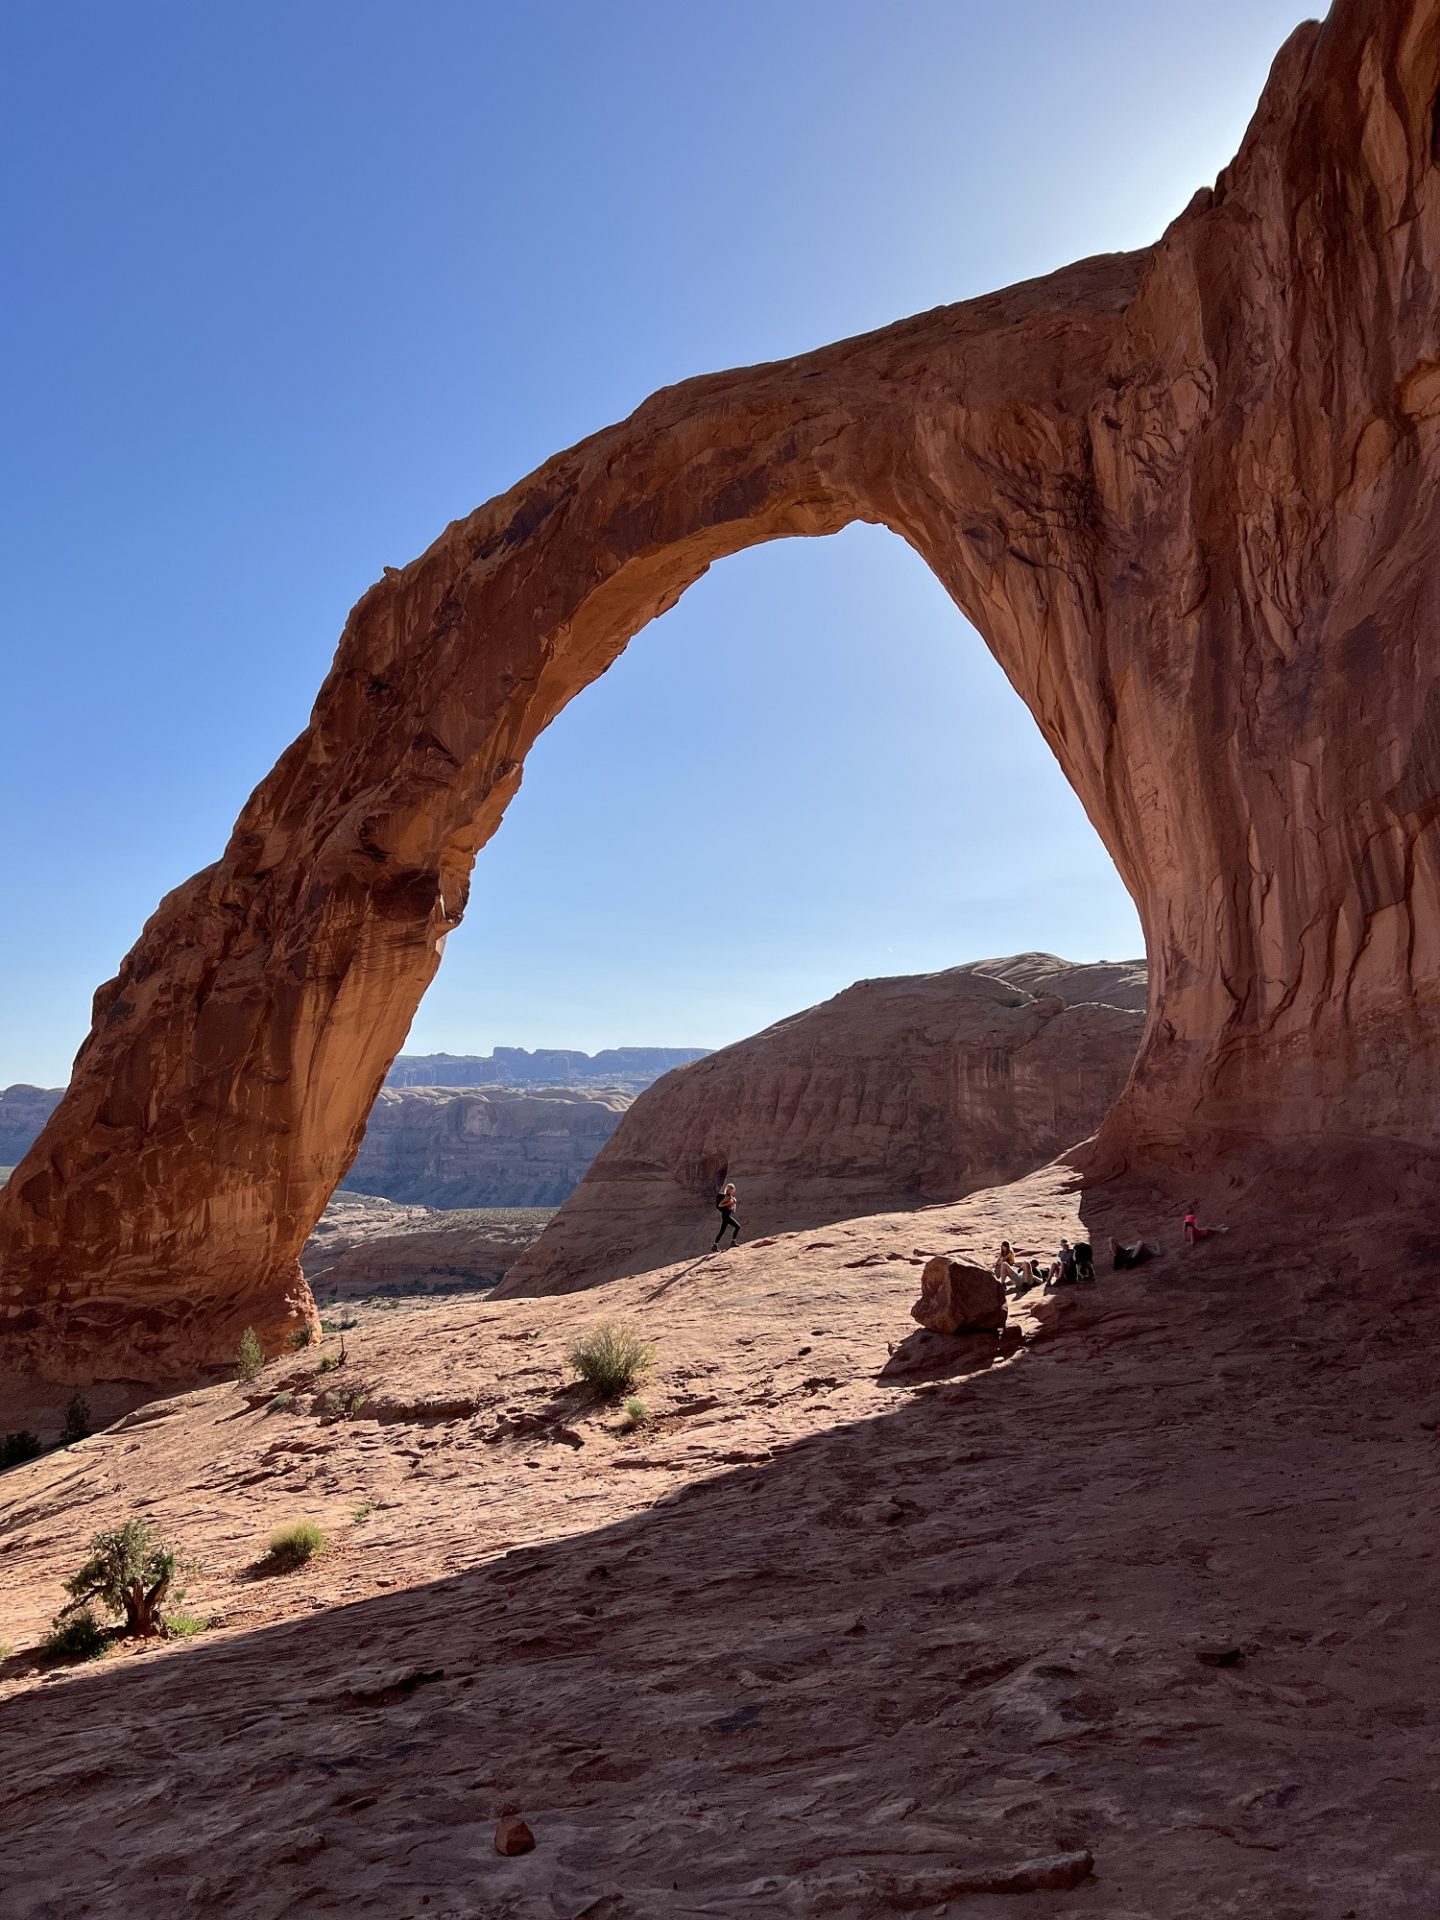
[876,1325,1023,1386]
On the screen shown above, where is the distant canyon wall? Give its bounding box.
[0,1087,63,1169]
[386,1046,706,1091]
[344,1084,632,1207]
[501,954,1145,1297]
[0,1057,677,1209]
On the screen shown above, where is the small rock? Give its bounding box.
[494,1814,535,1856]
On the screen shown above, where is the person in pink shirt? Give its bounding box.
[1184,1201,1228,1244]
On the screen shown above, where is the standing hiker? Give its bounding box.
[713,1180,741,1251]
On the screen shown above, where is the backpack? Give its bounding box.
[716,1192,728,1211]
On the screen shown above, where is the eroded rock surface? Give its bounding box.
[5,0,1440,1377]
[3,1167,1439,1916]
[501,956,1140,1295]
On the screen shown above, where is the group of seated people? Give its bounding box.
[992,1204,1226,1295]
[992,1237,1095,1293]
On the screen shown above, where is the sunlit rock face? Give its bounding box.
[5,0,1440,1379]
[499,957,1142,1296]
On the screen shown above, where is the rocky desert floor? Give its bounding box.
[2,1163,1438,1918]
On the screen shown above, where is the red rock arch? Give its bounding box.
[5,0,1440,1379]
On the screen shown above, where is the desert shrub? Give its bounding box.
[261,1520,327,1571]
[60,1394,91,1445]
[235,1327,265,1384]
[567,1320,655,1400]
[266,1390,296,1415]
[286,1324,315,1350]
[317,1385,368,1420]
[320,1316,357,1334]
[315,1352,339,1374]
[0,1430,43,1469]
[62,1518,190,1640]
[40,1607,109,1664]
[352,1498,375,1523]
[622,1397,649,1427]
[163,1611,211,1637]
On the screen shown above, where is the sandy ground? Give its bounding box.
[1,1164,1438,1917]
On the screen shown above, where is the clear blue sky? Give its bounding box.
[0,0,1311,1086]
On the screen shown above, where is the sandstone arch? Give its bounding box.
[5,0,1440,1380]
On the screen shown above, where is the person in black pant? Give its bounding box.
[713,1181,741,1251]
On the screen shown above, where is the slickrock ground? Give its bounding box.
[505,957,1141,1296]
[3,1165,1437,1918]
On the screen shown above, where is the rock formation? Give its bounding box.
[0,1087,62,1171]
[345,1083,631,1207]
[910,1254,1008,1336]
[500,956,1141,1295]
[5,0,1440,1378]
[385,1046,705,1091]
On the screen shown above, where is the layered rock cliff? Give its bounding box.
[7,0,1440,1379]
[385,1046,705,1091]
[500,956,1142,1295]
[344,1084,631,1207]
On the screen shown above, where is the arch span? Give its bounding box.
[6,0,1440,1379]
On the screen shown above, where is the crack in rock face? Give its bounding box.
[5,0,1440,1378]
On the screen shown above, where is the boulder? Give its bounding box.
[911,1257,1008,1336]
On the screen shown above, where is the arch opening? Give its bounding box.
[8,2,1440,1382]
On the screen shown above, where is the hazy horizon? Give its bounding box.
[2,1,1309,1086]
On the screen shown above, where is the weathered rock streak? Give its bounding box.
[5,0,1440,1376]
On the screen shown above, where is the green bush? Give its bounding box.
[40,1607,109,1664]
[622,1397,649,1427]
[235,1327,265,1384]
[567,1320,655,1400]
[261,1520,327,1571]
[315,1352,339,1374]
[163,1611,211,1637]
[286,1324,315,1350]
[62,1518,190,1639]
[60,1394,91,1445]
[318,1385,368,1419]
[0,1430,43,1469]
[265,1390,297,1415]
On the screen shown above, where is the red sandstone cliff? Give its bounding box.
[499,956,1141,1296]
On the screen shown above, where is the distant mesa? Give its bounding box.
[385,1046,707,1092]
[0,1085,63,1171]
[500,954,1144,1298]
